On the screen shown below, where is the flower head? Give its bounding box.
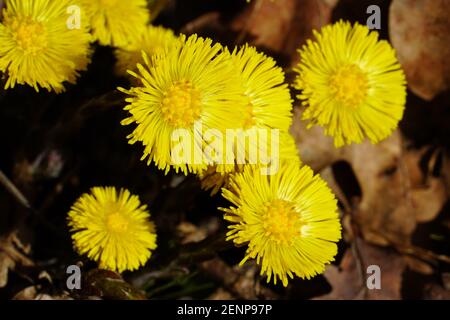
[197,45,294,189]
[294,21,406,147]
[0,0,91,92]
[115,25,179,77]
[68,186,157,273]
[79,0,149,46]
[230,45,292,132]
[119,34,246,175]
[221,162,341,286]
[226,45,293,169]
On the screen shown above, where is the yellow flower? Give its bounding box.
[115,25,179,77]
[221,162,341,286]
[197,45,295,190]
[119,34,246,175]
[0,0,91,92]
[79,0,149,46]
[67,186,157,273]
[294,21,406,147]
[231,45,292,132]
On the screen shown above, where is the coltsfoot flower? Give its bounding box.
[230,45,292,133]
[115,25,179,77]
[0,0,91,92]
[224,45,293,170]
[79,0,149,46]
[221,162,341,286]
[68,187,157,273]
[294,21,407,147]
[197,45,296,192]
[119,35,246,175]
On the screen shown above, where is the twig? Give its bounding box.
[0,169,65,238]
[398,134,414,207]
[148,0,169,22]
[366,230,450,265]
[342,197,368,298]
[0,169,31,209]
[181,12,221,35]
[351,237,368,299]
[236,0,264,44]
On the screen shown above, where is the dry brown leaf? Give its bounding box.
[404,256,433,275]
[350,140,443,245]
[290,109,344,171]
[344,132,417,246]
[389,0,450,100]
[423,283,450,300]
[292,109,447,245]
[231,0,338,64]
[34,294,73,300]
[176,218,221,244]
[424,273,450,300]
[316,242,406,299]
[315,257,363,300]
[177,222,208,244]
[293,111,415,244]
[0,253,15,288]
[411,178,447,223]
[12,286,38,300]
[443,273,450,290]
[0,232,34,288]
[208,287,235,300]
[12,285,72,300]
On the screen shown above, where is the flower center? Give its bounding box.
[160,80,202,128]
[10,16,47,54]
[328,64,368,108]
[106,212,129,233]
[262,199,303,244]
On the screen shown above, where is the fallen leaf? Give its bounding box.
[176,218,221,245]
[208,287,235,300]
[389,0,450,100]
[317,242,406,299]
[12,286,38,300]
[177,222,208,244]
[443,273,450,290]
[290,109,343,171]
[0,232,34,288]
[404,256,433,275]
[292,110,447,245]
[0,253,16,288]
[12,285,72,300]
[231,0,338,65]
[411,178,447,223]
[423,283,450,300]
